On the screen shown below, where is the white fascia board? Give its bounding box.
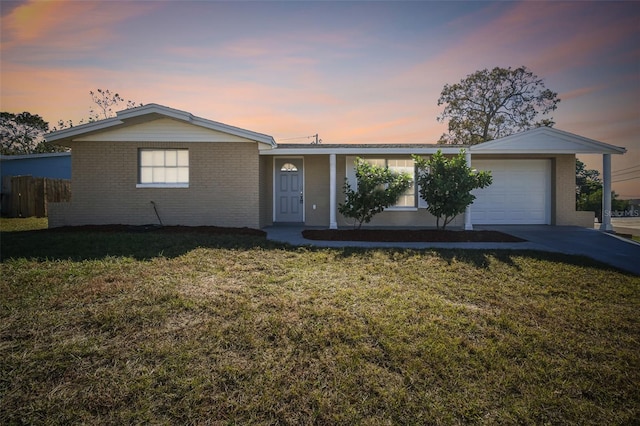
[115,103,193,121]
[192,116,276,147]
[45,117,123,142]
[261,146,466,156]
[469,147,627,155]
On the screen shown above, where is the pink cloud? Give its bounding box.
[559,84,607,101]
[1,0,157,53]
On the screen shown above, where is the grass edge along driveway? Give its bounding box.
[1,219,639,424]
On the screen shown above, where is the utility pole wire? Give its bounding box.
[612,175,640,183]
[277,134,322,144]
[612,168,640,177]
[612,164,640,173]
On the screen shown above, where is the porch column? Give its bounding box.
[464,150,473,230]
[329,153,338,229]
[600,153,613,232]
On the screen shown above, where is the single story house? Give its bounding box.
[45,104,626,231]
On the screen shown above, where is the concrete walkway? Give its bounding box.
[263,225,640,276]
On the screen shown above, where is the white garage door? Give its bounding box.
[471,159,551,225]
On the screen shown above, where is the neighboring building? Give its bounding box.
[0,152,71,180]
[44,104,626,231]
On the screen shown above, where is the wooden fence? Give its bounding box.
[1,175,71,218]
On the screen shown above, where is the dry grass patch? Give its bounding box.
[1,223,639,424]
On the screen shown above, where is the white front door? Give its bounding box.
[275,158,304,223]
[471,159,551,225]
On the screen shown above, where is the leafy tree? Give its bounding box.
[437,66,560,145]
[576,159,629,221]
[413,150,492,230]
[0,112,64,154]
[580,188,629,222]
[576,159,601,210]
[339,158,413,229]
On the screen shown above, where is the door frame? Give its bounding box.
[273,156,305,223]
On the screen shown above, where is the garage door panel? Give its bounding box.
[471,159,550,225]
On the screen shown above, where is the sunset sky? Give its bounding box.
[1,0,638,197]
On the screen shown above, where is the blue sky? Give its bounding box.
[1,0,638,197]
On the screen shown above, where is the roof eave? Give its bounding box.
[469,148,627,155]
[45,117,123,143]
[261,146,469,155]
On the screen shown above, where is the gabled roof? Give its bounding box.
[469,127,626,154]
[45,104,277,147]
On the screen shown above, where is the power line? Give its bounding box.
[277,134,322,144]
[612,167,640,177]
[612,175,640,183]
[613,164,640,173]
[278,135,312,141]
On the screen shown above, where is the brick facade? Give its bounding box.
[49,141,260,228]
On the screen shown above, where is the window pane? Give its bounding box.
[280,162,298,172]
[177,150,189,166]
[140,151,154,166]
[153,167,166,183]
[165,168,178,182]
[152,151,165,166]
[396,194,414,207]
[177,167,189,183]
[367,159,386,167]
[140,168,153,183]
[388,159,415,207]
[165,150,177,166]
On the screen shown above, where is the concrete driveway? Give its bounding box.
[478,225,640,275]
[264,225,640,276]
[477,225,640,276]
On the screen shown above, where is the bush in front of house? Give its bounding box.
[339,158,412,229]
[414,150,492,230]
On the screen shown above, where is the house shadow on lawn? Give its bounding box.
[0,226,630,275]
[330,245,627,275]
[0,226,276,262]
[431,248,617,272]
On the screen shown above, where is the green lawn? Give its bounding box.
[1,218,638,424]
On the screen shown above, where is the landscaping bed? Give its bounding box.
[37,224,266,237]
[303,228,526,242]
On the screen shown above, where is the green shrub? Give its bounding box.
[339,158,412,229]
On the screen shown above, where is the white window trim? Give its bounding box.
[138,148,189,187]
[386,206,419,212]
[136,183,189,189]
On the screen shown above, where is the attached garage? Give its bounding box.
[471,159,551,225]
